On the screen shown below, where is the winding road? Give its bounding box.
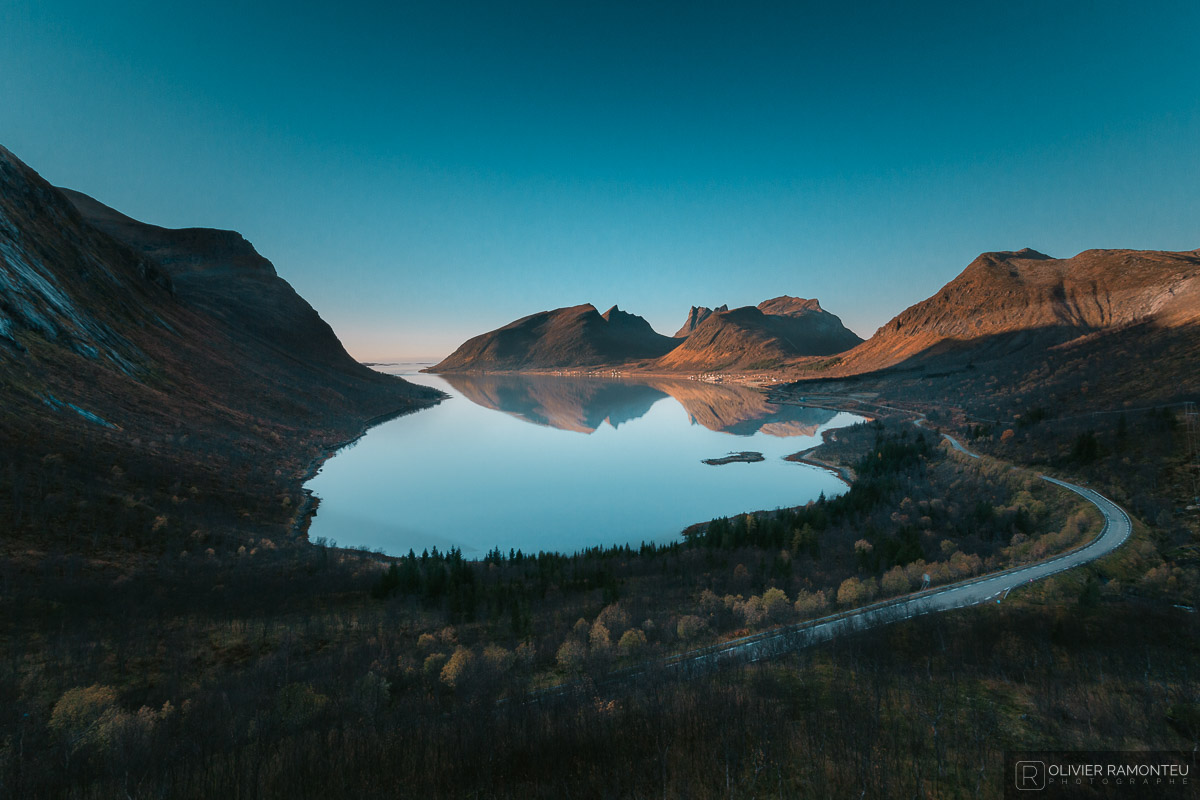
[533,430,1134,697]
[940,431,980,459]
[658,433,1133,675]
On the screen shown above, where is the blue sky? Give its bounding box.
[2,0,1197,359]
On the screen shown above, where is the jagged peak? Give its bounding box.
[602,305,655,326]
[674,304,720,337]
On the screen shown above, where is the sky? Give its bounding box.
[2,1,1198,360]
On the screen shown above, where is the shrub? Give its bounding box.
[881,566,911,597]
[618,628,647,655]
[556,639,587,673]
[589,620,612,652]
[677,614,707,641]
[440,646,475,690]
[49,685,120,753]
[794,590,829,619]
[422,652,448,679]
[837,576,878,607]
[595,603,630,638]
[275,682,328,728]
[762,587,791,622]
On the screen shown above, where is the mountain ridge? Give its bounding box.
[818,246,1200,376]
[61,188,365,372]
[0,143,440,550]
[431,246,1200,378]
[433,296,864,373]
[654,297,863,371]
[674,304,727,337]
[429,303,678,371]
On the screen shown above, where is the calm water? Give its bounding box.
[305,367,862,557]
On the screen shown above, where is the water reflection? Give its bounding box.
[441,374,664,433]
[439,373,836,437]
[305,370,860,556]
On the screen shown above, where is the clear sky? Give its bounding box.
[2,1,1197,360]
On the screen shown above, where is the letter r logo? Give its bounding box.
[1015,761,1046,790]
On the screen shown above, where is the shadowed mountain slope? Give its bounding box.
[654,297,863,372]
[0,144,440,551]
[429,304,678,372]
[61,188,358,370]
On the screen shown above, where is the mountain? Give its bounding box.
[0,144,439,550]
[60,188,356,370]
[674,304,727,337]
[653,296,863,372]
[429,303,678,372]
[754,296,824,317]
[440,373,667,433]
[441,372,838,436]
[823,247,1200,375]
[645,378,837,436]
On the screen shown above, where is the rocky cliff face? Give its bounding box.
[0,149,167,371]
[673,304,727,337]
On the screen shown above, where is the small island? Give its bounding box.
[702,451,765,465]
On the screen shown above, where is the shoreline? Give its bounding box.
[289,397,446,544]
[786,449,855,487]
[422,366,792,388]
[785,423,860,487]
[289,380,867,562]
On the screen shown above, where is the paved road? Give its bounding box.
[911,414,981,459]
[659,444,1132,675]
[536,427,1134,695]
[940,431,980,458]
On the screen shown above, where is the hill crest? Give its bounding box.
[824,246,1200,375]
[430,303,677,371]
[654,299,863,372]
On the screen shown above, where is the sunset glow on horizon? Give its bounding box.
[3,0,1197,360]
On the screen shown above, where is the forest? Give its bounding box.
[4,405,1196,797]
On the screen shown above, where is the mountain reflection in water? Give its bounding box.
[305,369,860,556]
[438,373,836,437]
